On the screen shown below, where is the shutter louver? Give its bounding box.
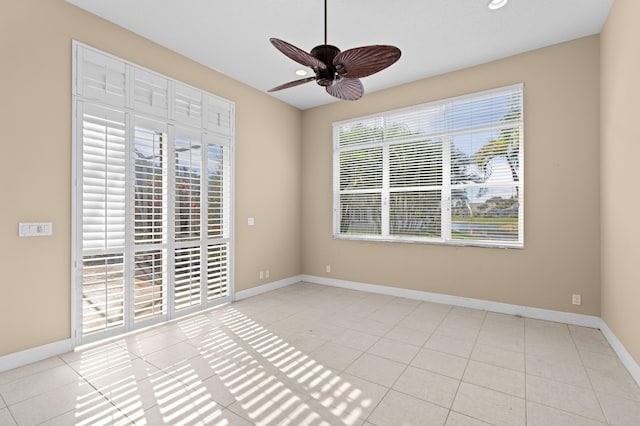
[207,243,229,301]
[79,49,126,106]
[132,119,169,324]
[175,132,202,242]
[80,103,126,335]
[133,249,167,321]
[134,123,167,245]
[206,137,229,239]
[81,254,125,333]
[174,83,203,127]
[333,84,523,247]
[134,68,169,118]
[82,104,126,251]
[206,95,233,136]
[174,247,201,310]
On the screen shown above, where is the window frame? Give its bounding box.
[332,84,524,249]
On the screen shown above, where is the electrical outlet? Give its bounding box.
[259,271,264,280]
[265,270,270,279]
[326,265,331,273]
[572,294,581,306]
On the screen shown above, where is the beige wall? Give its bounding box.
[601,0,640,364]
[302,36,601,315]
[0,0,302,356]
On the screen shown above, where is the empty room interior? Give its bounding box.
[1,0,639,424]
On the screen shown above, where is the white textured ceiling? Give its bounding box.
[65,0,613,110]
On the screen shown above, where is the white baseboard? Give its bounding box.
[301,275,602,328]
[235,275,302,301]
[301,274,640,387]
[598,320,640,387]
[0,339,73,373]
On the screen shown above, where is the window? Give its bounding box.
[73,42,234,344]
[333,84,523,248]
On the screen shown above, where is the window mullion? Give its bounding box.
[166,124,176,319]
[381,143,390,237]
[332,127,341,236]
[200,132,209,304]
[518,122,525,245]
[441,135,452,241]
[124,112,135,332]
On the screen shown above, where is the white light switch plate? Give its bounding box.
[19,222,53,237]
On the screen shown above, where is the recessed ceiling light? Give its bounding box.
[488,0,508,10]
[295,69,308,76]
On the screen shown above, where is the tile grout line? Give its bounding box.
[569,325,611,425]
[445,308,491,425]
[523,315,529,426]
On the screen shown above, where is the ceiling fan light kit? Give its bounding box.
[268,0,401,101]
[488,0,509,10]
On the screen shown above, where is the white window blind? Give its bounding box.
[73,42,234,344]
[333,84,523,248]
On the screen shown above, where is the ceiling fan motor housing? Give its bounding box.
[311,44,340,86]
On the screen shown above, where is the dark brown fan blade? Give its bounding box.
[326,77,364,101]
[333,45,401,78]
[268,77,316,92]
[270,38,327,70]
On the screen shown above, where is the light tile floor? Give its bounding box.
[1,282,639,425]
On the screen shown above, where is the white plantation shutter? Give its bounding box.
[205,133,232,304]
[73,42,234,344]
[133,119,168,245]
[132,117,169,323]
[173,128,203,312]
[81,104,127,251]
[79,103,127,334]
[333,84,523,248]
[206,95,233,136]
[174,83,203,127]
[174,130,202,242]
[133,68,169,118]
[206,134,232,239]
[207,243,229,300]
[133,249,168,322]
[174,246,201,310]
[77,48,126,106]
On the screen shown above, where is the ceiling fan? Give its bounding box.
[268,0,401,101]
